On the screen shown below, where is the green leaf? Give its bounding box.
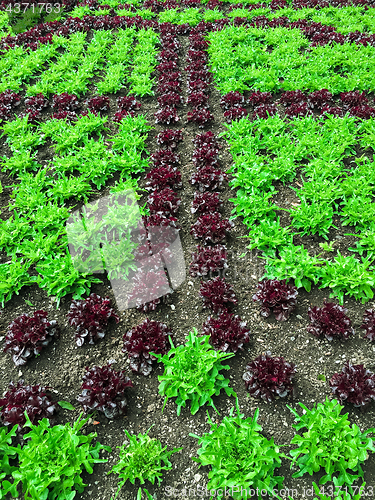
[58,401,76,411]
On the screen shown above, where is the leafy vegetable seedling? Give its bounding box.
[108,427,182,500]
[287,398,375,493]
[153,328,236,415]
[190,399,288,500]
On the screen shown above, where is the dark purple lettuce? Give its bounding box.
[190,165,228,192]
[220,91,245,110]
[202,312,250,352]
[360,309,375,341]
[122,319,172,375]
[247,91,272,106]
[156,129,183,149]
[147,187,181,216]
[329,361,375,407]
[191,191,222,214]
[145,166,182,192]
[158,92,183,107]
[340,90,368,108]
[199,277,237,314]
[151,149,180,168]
[307,302,354,341]
[127,268,171,313]
[4,310,60,366]
[253,279,298,321]
[193,131,219,149]
[187,108,214,127]
[243,352,296,402]
[189,244,228,277]
[224,107,248,122]
[187,92,209,108]
[84,95,110,115]
[52,92,79,112]
[154,106,179,125]
[77,364,133,419]
[67,293,119,346]
[0,380,56,432]
[191,213,233,244]
[117,95,141,112]
[253,103,277,119]
[192,145,219,168]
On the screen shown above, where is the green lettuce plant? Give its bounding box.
[9,412,111,500]
[190,400,287,500]
[153,329,236,416]
[108,427,182,500]
[287,398,375,493]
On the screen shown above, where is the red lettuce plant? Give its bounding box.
[0,90,21,120]
[77,364,133,419]
[243,352,296,402]
[157,81,182,94]
[155,106,179,125]
[158,71,182,84]
[156,129,183,149]
[220,91,245,110]
[189,244,228,277]
[308,89,332,108]
[0,381,56,432]
[206,0,225,8]
[202,312,250,352]
[122,319,172,375]
[187,80,210,94]
[67,293,119,346]
[151,149,180,167]
[350,105,375,119]
[191,213,233,243]
[321,105,343,117]
[156,61,178,72]
[52,93,79,112]
[158,50,179,63]
[340,91,368,108]
[52,110,78,122]
[24,93,49,111]
[4,310,60,366]
[145,166,182,191]
[127,268,171,313]
[360,309,375,341]
[193,131,219,149]
[117,95,141,112]
[329,361,375,407]
[199,277,237,313]
[192,145,219,168]
[189,35,209,51]
[185,60,207,72]
[187,108,214,127]
[161,38,181,52]
[253,279,298,321]
[286,102,312,118]
[280,90,307,104]
[307,302,354,341]
[190,165,228,191]
[84,95,110,115]
[187,92,209,108]
[191,191,222,214]
[143,213,179,230]
[114,110,135,122]
[224,107,248,122]
[188,70,212,83]
[158,92,183,107]
[147,187,181,216]
[253,104,277,119]
[248,91,273,106]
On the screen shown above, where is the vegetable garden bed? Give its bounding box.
[1,0,375,498]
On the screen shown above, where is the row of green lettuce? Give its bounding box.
[0,27,159,96]
[0,111,152,307]
[223,113,375,304]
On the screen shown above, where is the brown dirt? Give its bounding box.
[0,22,375,500]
